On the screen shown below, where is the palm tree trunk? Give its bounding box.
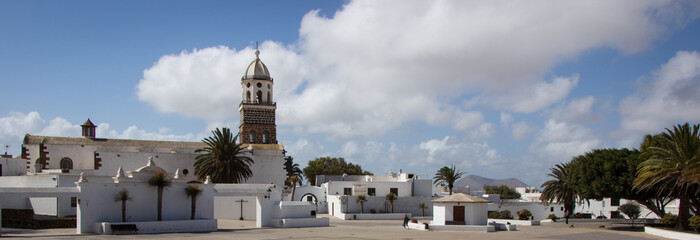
[360,202,364,214]
[677,194,690,230]
[391,201,394,213]
[157,186,163,221]
[422,208,425,217]
[191,196,197,220]
[121,200,127,222]
[635,199,665,218]
[448,183,454,195]
[291,184,296,201]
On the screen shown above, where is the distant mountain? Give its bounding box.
[454,174,529,192]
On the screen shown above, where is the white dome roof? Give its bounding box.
[243,50,272,80]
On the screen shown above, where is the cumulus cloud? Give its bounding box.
[620,51,700,135]
[511,121,534,141]
[550,96,601,123]
[530,120,600,163]
[135,0,699,139]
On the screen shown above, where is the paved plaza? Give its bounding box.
[0,215,666,240]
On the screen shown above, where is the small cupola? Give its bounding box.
[81,119,97,138]
[242,50,272,81]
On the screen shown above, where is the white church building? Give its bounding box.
[0,49,297,224]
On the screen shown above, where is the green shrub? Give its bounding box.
[618,203,640,219]
[661,214,677,227]
[689,215,700,232]
[547,214,559,222]
[517,209,533,220]
[488,211,500,219]
[498,210,512,219]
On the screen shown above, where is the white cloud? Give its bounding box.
[134,1,699,139]
[511,121,534,140]
[550,96,600,123]
[500,112,513,127]
[530,120,600,163]
[620,51,700,136]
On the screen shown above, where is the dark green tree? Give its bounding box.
[385,193,397,213]
[356,194,367,214]
[194,127,254,183]
[433,165,465,195]
[566,148,671,218]
[635,123,700,230]
[484,185,522,199]
[149,170,171,221]
[303,157,372,186]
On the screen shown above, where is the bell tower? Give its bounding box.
[239,49,277,144]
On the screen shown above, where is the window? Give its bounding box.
[561,207,564,211]
[246,91,251,102]
[550,207,554,212]
[267,92,271,102]
[60,158,73,170]
[368,188,376,196]
[249,132,256,143]
[610,198,620,206]
[262,132,269,144]
[71,197,77,208]
[343,188,352,196]
[307,196,313,202]
[257,82,262,88]
[390,188,398,195]
[256,90,263,103]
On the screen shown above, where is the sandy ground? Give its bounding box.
[0,215,667,240]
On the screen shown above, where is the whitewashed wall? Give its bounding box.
[77,181,215,233]
[1,157,26,176]
[214,196,257,220]
[327,181,413,197]
[326,195,434,216]
[433,202,487,225]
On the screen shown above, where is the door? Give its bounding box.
[453,206,465,224]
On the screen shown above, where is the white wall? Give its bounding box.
[1,157,26,176]
[433,202,487,225]
[29,197,56,215]
[214,196,257,220]
[327,181,413,197]
[326,195,434,216]
[77,181,215,233]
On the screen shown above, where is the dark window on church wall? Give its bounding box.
[249,132,256,143]
[246,91,251,102]
[60,158,73,170]
[256,90,263,103]
[262,132,269,143]
[267,92,271,102]
[257,82,262,88]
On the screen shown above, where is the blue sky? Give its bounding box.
[2,0,700,186]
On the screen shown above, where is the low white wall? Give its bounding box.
[337,212,410,220]
[272,217,330,228]
[488,222,517,231]
[428,225,495,232]
[490,201,565,220]
[94,219,217,234]
[407,222,428,230]
[328,195,434,216]
[277,201,317,218]
[29,197,57,215]
[644,226,700,240]
[489,219,539,226]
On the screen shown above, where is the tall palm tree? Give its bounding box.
[286,175,301,201]
[433,165,465,195]
[194,127,254,183]
[284,156,304,188]
[113,189,132,222]
[356,194,368,214]
[385,193,397,213]
[634,123,700,230]
[418,203,428,217]
[540,162,578,215]
[185,185,203,220]
[149,170,171,221]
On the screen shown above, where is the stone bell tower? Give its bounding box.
[239,49,277,144]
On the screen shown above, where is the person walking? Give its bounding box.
[403,214,410,229]
[565,211,570,224]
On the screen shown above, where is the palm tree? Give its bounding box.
[149,170,171,221]
[433,165,465,195]
[284,156,304,190]
[385,193,397,213]
[113,189,132,222]
[194,127,254,183]
[185,185,203,220]
[356,195,368,214]
[286,175,301,201]
[418,203,428,217]
[634,123,700,230]
[540,162,578,215]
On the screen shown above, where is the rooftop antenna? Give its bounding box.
[4,144,8,155]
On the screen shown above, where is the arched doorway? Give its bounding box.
[300,193,318,203]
